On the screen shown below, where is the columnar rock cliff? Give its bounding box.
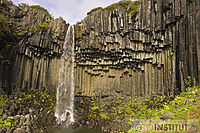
[0,1,68,93]
[0,0,200,98]
[74,0,200,97]
[0,0,200,132]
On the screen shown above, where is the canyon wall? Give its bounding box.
[0,1,68,93]
[0,0,200,98]
[74,0,200,97]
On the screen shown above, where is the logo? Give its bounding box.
[129,119,199,132]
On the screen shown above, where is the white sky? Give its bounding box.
[12,0,122,24]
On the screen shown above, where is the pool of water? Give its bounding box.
[47,128,104,133]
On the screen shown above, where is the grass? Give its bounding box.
[89,84,200,132]
[104,0,140,16]
[87,0,140,16]
[87,7,103,15]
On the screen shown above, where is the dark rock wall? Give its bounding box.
[0,0,200,97]
[0,2,68,93]
[74,0,200,97]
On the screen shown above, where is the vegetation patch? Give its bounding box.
[103,0,140,16]
[0,15,16,45]
[0,88,56,131]
[0,14,16,63]
[18,3,51,17]
[27,22,50,33]
[2,0,13,7]
[87,7,103,15]
[0,117,18,129]
[86,0,140,17]
[30,5,51,17]
[89,82,200,132]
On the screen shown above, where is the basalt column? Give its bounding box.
[74,0,200,97]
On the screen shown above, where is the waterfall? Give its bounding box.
[55,25,75,126]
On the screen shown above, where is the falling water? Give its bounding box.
[55,25,75,126]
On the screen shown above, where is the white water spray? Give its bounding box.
[55,25,75,126]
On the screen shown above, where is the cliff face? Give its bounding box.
[0,0,200,98]
[0,1,68,94]
[0,1,200,132]
[74,0,200,97]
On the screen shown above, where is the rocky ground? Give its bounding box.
[0,89,57,133]
[0,84,200,133]
[74,85,200,133]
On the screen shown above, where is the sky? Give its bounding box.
[12,0,122,24]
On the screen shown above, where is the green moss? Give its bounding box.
[0,117,18,128]
[89,83,200,132]
[0,88,56,131]
[30,5,51,17]
[103,0,140,16]
[127,0,140,16]
[87,7,103,15]
[0,53,3,59]
[2,0,13,7]
[27,22,49,34]
[0,14,16,48]
[17,4,51,17]
[104,0,132,11]
[99,113,109,120]
[0,95,8,105]
[40,22,49,31]
[0,15,11,37]
[5,59,11,65]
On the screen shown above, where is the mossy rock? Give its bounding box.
[103,0,140,16]
[87,7,103,15]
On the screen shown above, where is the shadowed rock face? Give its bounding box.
[74,0,200,97]
[0,0,200,98]
[0,1,69,94]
